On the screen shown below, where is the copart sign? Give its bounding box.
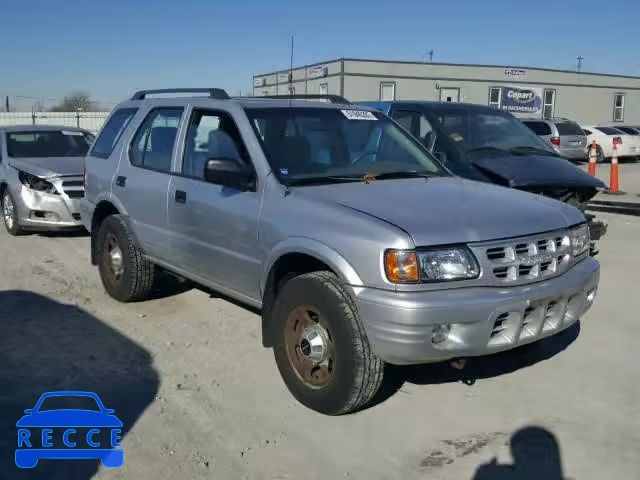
[500,85,543,114]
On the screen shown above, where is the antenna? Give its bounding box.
[577,55,584,73]
[428,50,434,62]
[289,36,294,107]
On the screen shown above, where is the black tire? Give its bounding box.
[272,271,384,415]
[1,189,24,236]
[96,214,155,302]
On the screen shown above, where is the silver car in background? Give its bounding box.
[0,125,93,235]
[521,117,587,160]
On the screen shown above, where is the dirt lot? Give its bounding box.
[1,177,639,479]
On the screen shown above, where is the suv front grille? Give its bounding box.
[479,231,572,284]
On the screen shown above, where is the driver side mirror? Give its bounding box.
[204,158,254,191]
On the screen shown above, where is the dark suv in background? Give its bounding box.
[521,117,588,161]
[360,101,607,249]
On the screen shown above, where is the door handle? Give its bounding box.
[115,176,126,187]
[174,190,187,204]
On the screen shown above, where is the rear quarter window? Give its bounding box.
[555,122,584,136]
[90,107,138,159]
[523,121,551,135]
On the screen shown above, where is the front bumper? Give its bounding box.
[355,257,599,365]
[15,185,83,229]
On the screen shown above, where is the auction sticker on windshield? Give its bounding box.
[341,110,377,121]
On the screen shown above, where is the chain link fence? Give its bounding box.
[0,112,109,133]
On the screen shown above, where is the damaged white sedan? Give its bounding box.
[0,126,93,235]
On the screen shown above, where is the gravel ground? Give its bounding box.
[1,206,639,479]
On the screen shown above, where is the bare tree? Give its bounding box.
[50,92,97,112]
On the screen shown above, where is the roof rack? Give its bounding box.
[243,94,351,104]
[131,88,230,100]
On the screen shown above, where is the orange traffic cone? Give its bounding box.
[605,143,625,195]
[587,140,597,176]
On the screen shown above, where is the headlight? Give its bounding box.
[18,171,58,194]
[570,224,590,257]
[385,247,480,283]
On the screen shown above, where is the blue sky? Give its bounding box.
[1,0,638,110]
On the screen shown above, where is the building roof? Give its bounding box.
[253,57,640,81]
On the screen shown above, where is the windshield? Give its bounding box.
[246,107,445,184]
[6,130,94,158]
[428,106,556,158]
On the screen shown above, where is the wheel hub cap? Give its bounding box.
[299,325,329,365]
[104,233,124,280]
[284,306,335,388]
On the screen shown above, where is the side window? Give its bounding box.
[380,82,396,101]
[613,93,625,122]
[130,108,183,172]
[488,87,501,108]
[543,89,556,119]
[182,110,249,179]
[90,108,137,159]
[524,121,552,136]
[392,110,415,134]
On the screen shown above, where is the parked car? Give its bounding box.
[609,125,640,136]
[521,117,587,160]
[0,125,93,235]
[82,88,599,415]
[580,125,640,162]
[359,101,607,249]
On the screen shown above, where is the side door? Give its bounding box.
[167,107,262,302]
[114,106,185,261]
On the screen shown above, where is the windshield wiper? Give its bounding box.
[508,146,561,157]
[366,171,432,180]
[463,146,508,157]
[286,171,433,186]
[286,175,364,186]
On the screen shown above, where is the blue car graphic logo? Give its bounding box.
[15,391,123,468]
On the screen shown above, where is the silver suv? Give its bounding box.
[521,118,587,160]
[82,88,599,415]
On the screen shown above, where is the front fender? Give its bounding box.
[260,237,364,295]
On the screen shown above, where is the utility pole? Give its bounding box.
[577,56,584,73]
[428,50,434,63]
[4,96,9,112]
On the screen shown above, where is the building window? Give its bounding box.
[543,89,556,119]
[319,83,328,95]
[488,87,501,108]
[613,93,625,122]
[380,82,396,101]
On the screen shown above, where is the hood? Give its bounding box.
[471,154,605,189]
[8,156,85,178]
[16,410,123,427]
[297,177,585,246]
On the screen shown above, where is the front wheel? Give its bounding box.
[272,271,384,415]
[2,190,24,236]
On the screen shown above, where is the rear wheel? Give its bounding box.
[2,190,24,236]
[96,215,155,302]
[272,271,384,415]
